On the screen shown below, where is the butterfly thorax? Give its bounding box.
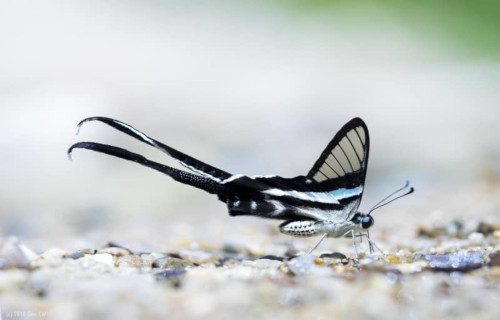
[316,219,361,238]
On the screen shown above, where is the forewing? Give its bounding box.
[306,118,370,219]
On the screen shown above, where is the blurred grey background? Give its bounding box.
[1,0,499,250]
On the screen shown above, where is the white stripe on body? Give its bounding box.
[262,186,362,205]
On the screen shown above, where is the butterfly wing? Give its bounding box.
[75,117,232,182]
[306,117,370,220]
[221,118,370,223]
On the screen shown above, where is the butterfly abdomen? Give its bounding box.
[279,220,319,237]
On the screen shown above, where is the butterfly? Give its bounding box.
[68,117,413,257]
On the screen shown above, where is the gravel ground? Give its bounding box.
[1,209,499,320]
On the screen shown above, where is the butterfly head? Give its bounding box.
[351,213,374,229]
[353,181,414,230]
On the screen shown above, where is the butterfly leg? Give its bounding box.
[308,233,327,254]
[344,229,360,269]
[353,232,371,253]
[365,230,373,253]
[351,232,384,256]
[365,230,385,255]
[367,239,385,256]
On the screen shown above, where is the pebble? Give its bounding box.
[319,252,347,260]
[153,257,195,269]
[246,244,265,257]
[392,261,429,274]
[31,248,68,268]
[67,252,85,260]
[222,243,241,254]
[178,249,219,264]
[149,252,169,260]
[67,249,97,260]
[98,247,132,257]
[468,232,485,245]
[242,259,283,270]
[155,269,186,287]
[286,254,314,276]
[78,253,115,271]
[488,251,500,266]
[476,222,495,235]
[359,255,387,269]
[116,255,143,268]
[258,255,285,262]
[78,248,98,255]
[419,251,485,271]
[105,241,155,255]
[0,237,38,269]
[445,220,464,237]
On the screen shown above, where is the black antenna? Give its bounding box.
[367,181,414,215]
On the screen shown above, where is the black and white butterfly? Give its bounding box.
[68,117,413,256]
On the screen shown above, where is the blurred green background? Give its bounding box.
[0,0,499,250]
[285,0,500,59]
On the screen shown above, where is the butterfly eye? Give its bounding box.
[361,216,374,229]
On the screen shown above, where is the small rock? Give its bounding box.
[445,220,464,237]
[246,244,265,257]
[117,255,143,268]
[67,249,96,260]
[153,257,195,269]
[155,269,186,287]
[419,251,485,271]
[493,230,500,239]
[319,252,347,260]
[258,255,285,262]
[219,252,250,265]
[222,243,241,254]
[392,261,429,274]
[243,259,283,270]
[106,241,154,254]
[477,222,495,235]
[166,252,183,259]
[359,255,387,269]
[221,258,240,267]
[79,253,115,271]
[468,232,485,245]
[67,252,85,260]
[385,255,402,264]
[488,251,500,266]
[150,252,169,260]
[78,248,97,255]
[314,258,325,265]
[286,254,314,276]
[284,248,300,258]
[141,252,175,268]
[0,237,38,269]
[98,247,131,257]
[31,248,68,268]
[178,249,219,264]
